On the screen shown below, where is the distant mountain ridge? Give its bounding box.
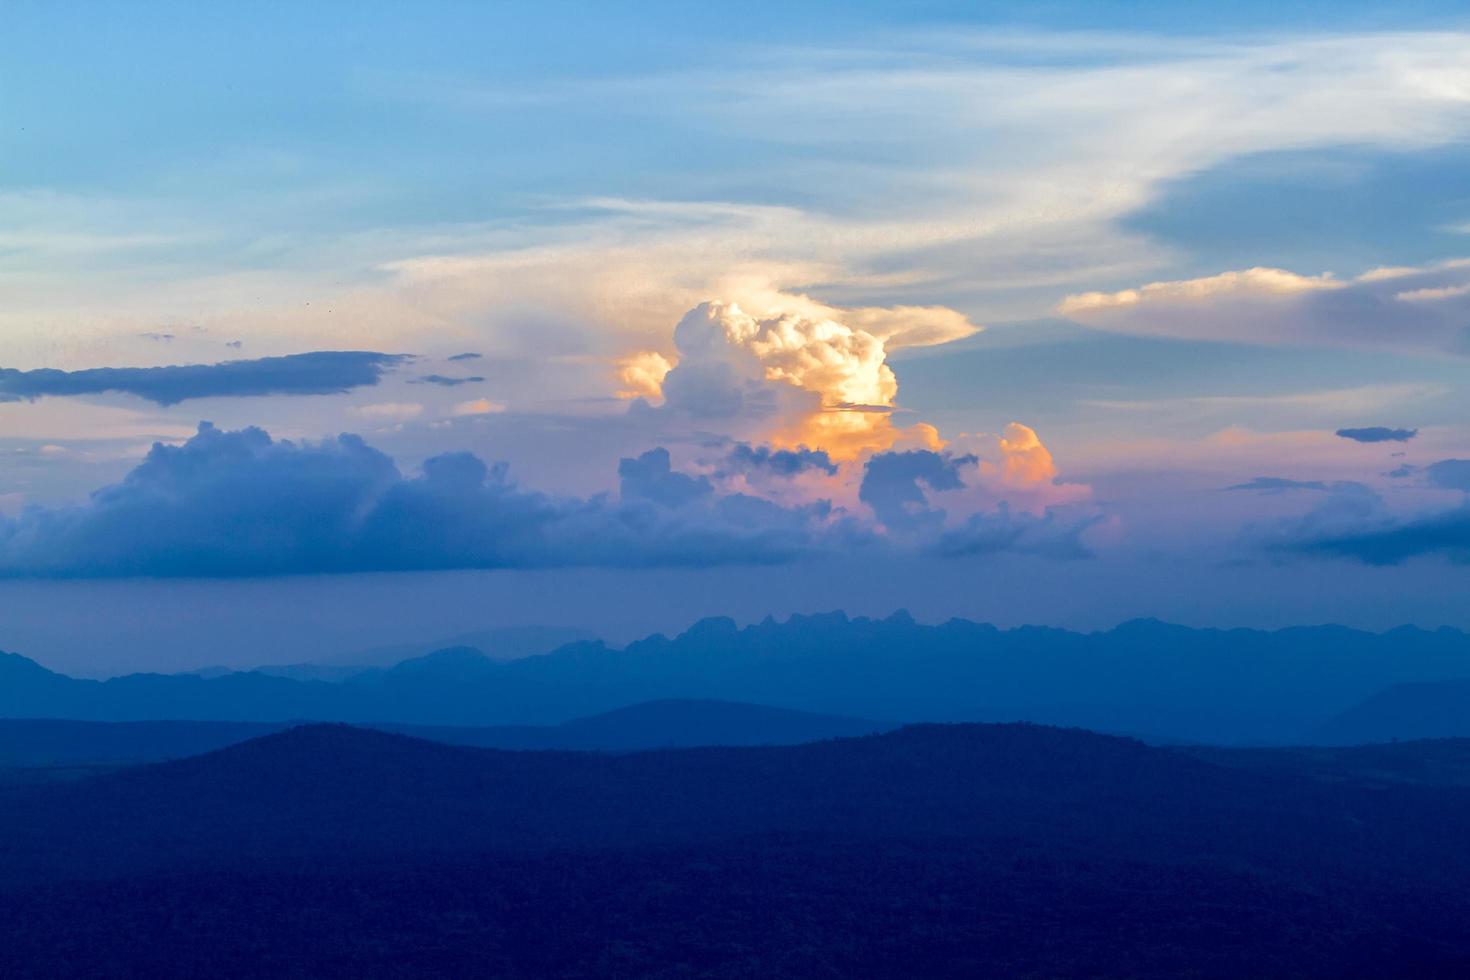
[5,613,1470,742]
[1311,680,1470,745]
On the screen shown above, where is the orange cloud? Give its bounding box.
[615,350,673,400]
[661,299,967,459]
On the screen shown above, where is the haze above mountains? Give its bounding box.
[7,612,1470,745]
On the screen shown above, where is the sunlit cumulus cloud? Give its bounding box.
[630,297,975,458]
[610,295,1096,538]
[614,351,673,401]
[1059,260,1470,355]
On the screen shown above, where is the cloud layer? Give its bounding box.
[1060,260,1470,355]
[1258,458,1470,566]
[0,422,1104,578]
[0,424,844,577]
[0,352,408,406]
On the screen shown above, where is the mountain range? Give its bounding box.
[8,612,1470,742]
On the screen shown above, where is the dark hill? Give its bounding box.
[0,700,892,773]
[5,723,1470,977]
[4,721,1470,888]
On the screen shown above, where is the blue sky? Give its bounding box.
[3,2,1470,672]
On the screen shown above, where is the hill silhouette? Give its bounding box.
[0,701,891,772]
[8,613,1470,741]
[4,723,1470,976]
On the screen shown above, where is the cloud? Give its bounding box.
[936,506,1101,560]
[1377,459,1470,489]
[350,402,424,421]
[858,447,1098,556]
[0,423,1106,578]
[618,448,713,508]
[1059,260,1470,355]
[0,352,406,406]
[414,374,485,387]
[859,450,976,532]
[1226,477,1335,493]
[1296,508,1470,566]
[650,298,971,457]
[0,423,836,578]
[452,399,505,416]
[11,30,1470,401]
[1336,427,1418,443]
[614,350,673,400]
[446,352,482,362]
[1426,459,1470,493]
[1257,466,1470,565]
[719,443,838,478]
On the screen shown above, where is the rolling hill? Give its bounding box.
[3,722,1470,977]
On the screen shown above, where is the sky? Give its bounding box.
[3,1,1470,674]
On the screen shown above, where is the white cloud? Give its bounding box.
[453,398,507,416]
[1059,259,1470,354]
[349,402,425,421]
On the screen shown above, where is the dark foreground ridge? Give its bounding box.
[3,723,1470,977]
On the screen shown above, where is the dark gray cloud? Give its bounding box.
[1265,462,1470,565]
[447,352,482,362]
[0,424,841,578]
[858,449,1098,557]
[618,448,713,508]
[937,506,1101,560]
[1297,509,1470,566]
[1225,477,1334,493]
[0,422,1103,579]
[415,374,486,387]
[1335,427,1418,443]
[720,443,838,478]
[0,351,406,406]
[860,450,976,532]
[1427,459,1470,493]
